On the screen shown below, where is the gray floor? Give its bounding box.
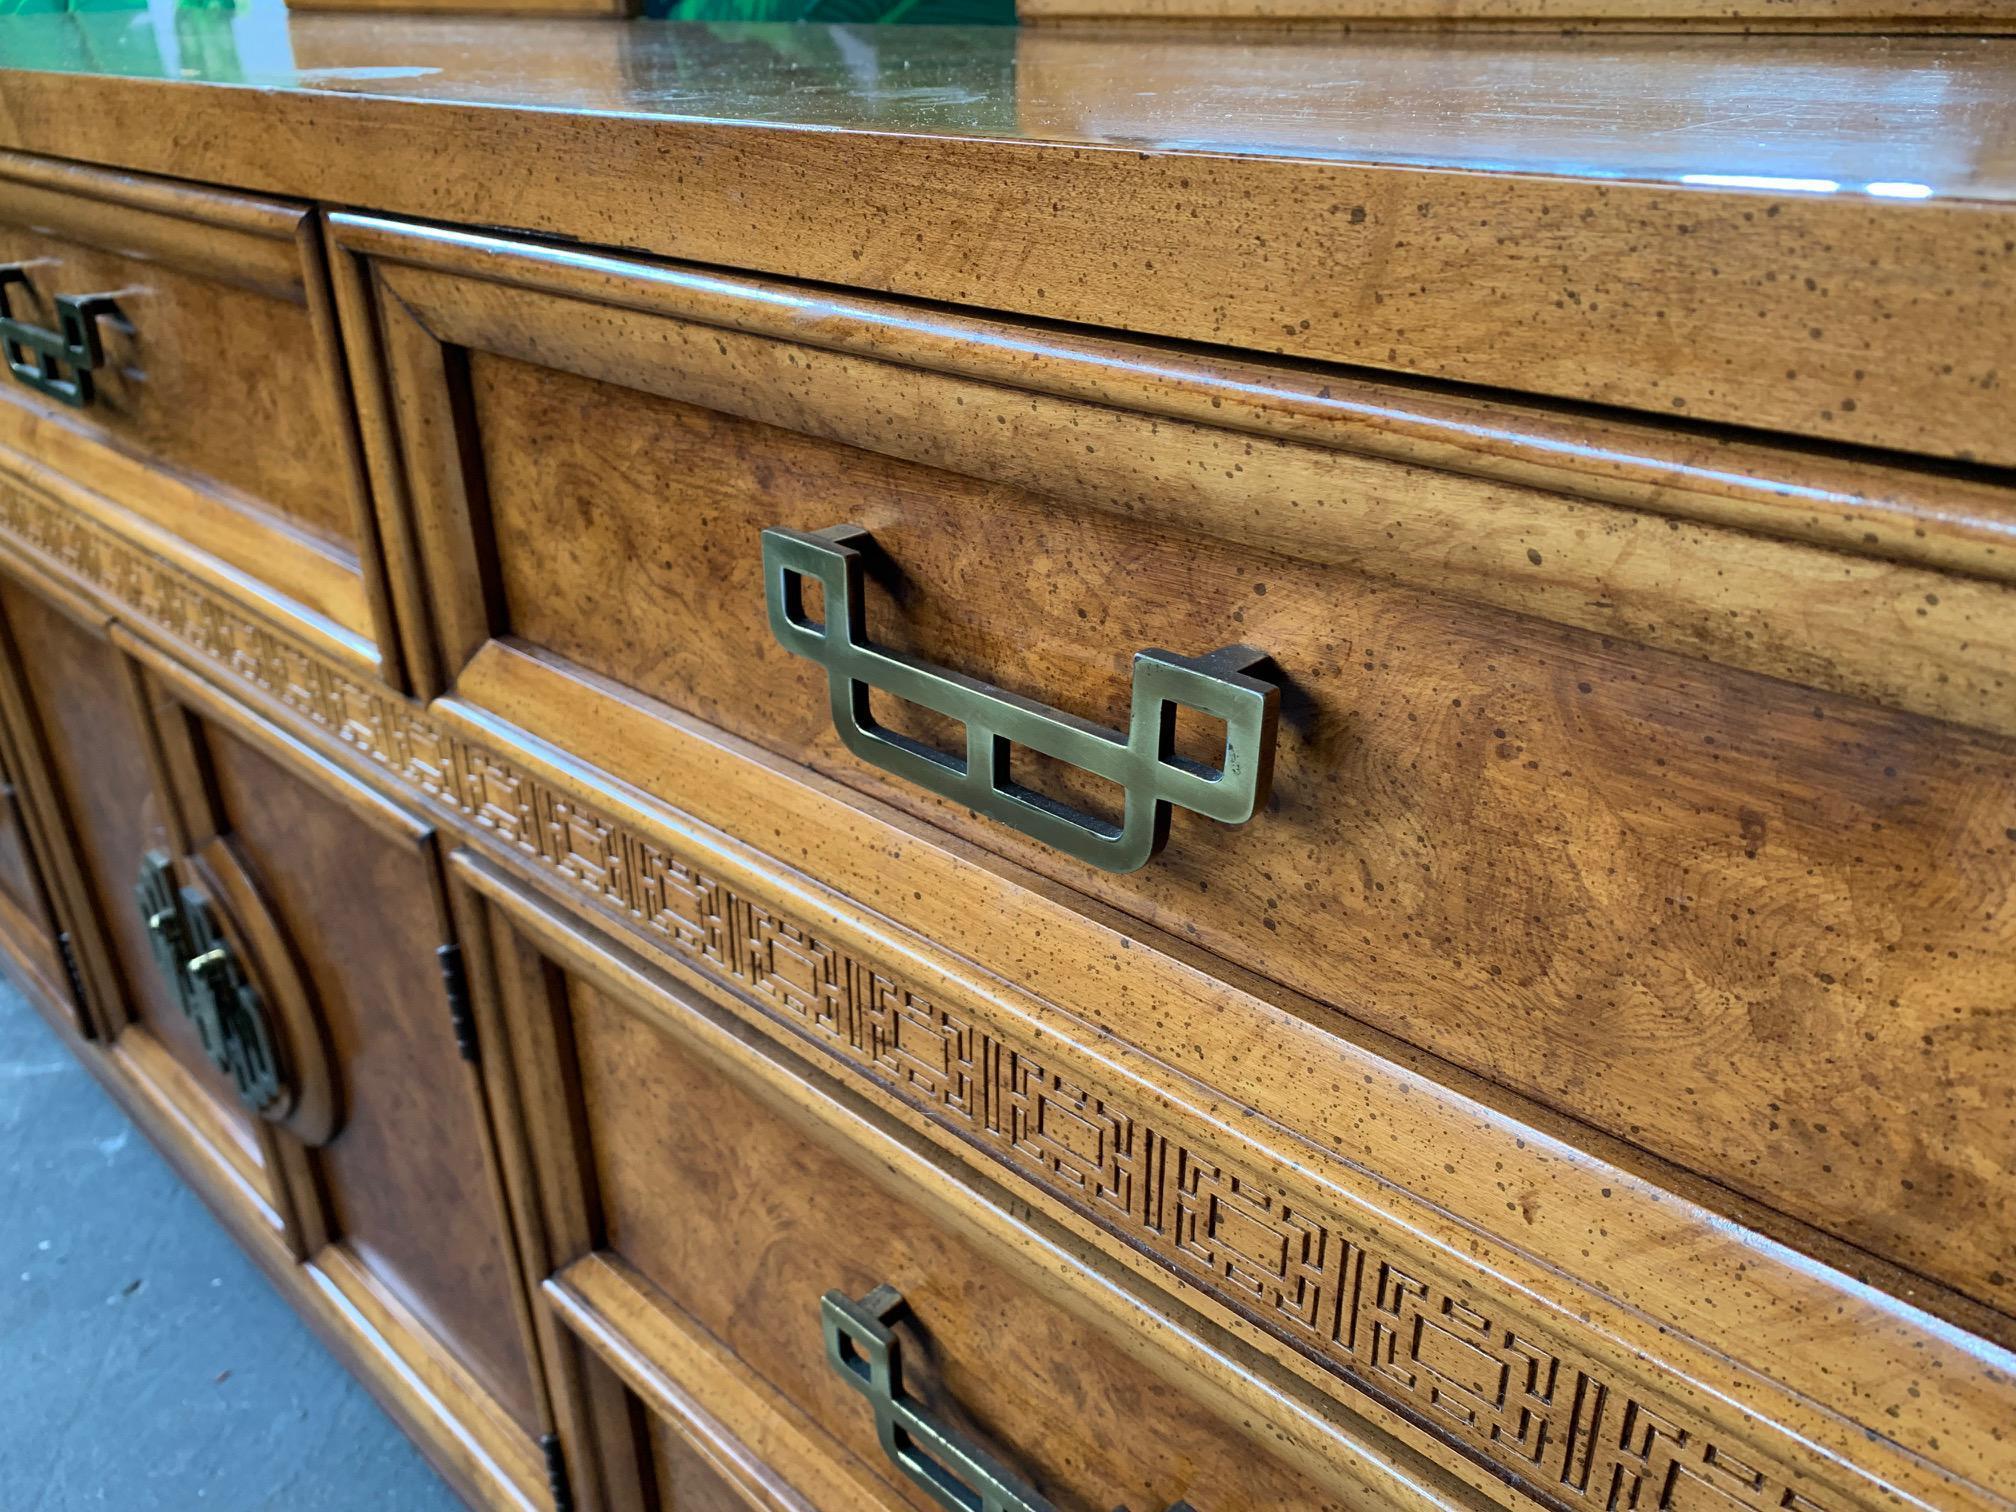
[0,979,462,1511]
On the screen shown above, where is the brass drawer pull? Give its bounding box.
[0,263,120,409]
[764,524,1277,873]
[821,1285,1193,1512]
[136,851,284,1115]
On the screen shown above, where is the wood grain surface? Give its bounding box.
[6,463,2005,1512]
[0,23,2012,460]
[0,24,2009,1512]
[334,217,2016,1323]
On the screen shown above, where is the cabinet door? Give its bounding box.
[0,719,87,1035]
[133,650,554,1507]
[0,559,555,1504]
[0,566,285,1220]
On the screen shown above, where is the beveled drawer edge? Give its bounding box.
[331,213,2016,586]
[545,1255,872,1512]
[0,422,379,654]
[0,148,311,304]
[350,221,2016,739]
[2,468,2005,1512]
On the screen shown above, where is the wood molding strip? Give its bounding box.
[0,411,375,645]
[335,212,2016,587]
[0,149,310,303]
[547,1256,916,1512]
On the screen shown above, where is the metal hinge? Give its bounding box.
[56,930,87,1008]
[436,942,478,1063]
[539,1433,574,1512]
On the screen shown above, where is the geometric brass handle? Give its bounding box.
[821,1285,1196,1512]
[0,263,121,409]
[136,850,286,1117]
[764,524,1278,873]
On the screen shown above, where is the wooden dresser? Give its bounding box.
[0,16,2010,1512]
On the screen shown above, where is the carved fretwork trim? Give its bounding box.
[0,475,1866,1512]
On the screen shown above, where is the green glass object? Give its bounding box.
[643,0,1011,23]
[764,524,1278,874]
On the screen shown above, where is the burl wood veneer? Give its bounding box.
[0,16,2009,1512]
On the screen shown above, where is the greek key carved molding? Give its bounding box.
[0,476,1858,1512]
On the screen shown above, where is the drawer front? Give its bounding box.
[338,215,2016,1318]
[461,860,1430,1512]
[0,153,388,670]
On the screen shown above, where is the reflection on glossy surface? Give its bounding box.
[1,8,2015,197]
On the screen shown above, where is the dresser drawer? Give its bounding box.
[455,856,1441,1512]
[336,213,2016,1322]
[0,153,388,673]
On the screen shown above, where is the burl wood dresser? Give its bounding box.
[0,14,2010,1512]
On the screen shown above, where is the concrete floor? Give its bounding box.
[0,979,463,1511]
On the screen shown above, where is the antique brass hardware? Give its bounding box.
[136,851,285,1116]
[764,524,1278,873]
[821,1283,1054,1512]
[137,850,198,1000]
[821,1285,1195,1512]
[0,264,120,408]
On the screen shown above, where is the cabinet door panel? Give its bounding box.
[0,572,269,1181]
[180,703,544,1439]
[0,738,82,1029]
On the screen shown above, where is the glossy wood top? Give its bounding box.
[2,13,2014,460]
[6,14,2015,200]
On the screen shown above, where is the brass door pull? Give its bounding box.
[821,1285,1194,1512]
[0,263,120,408]
[763,524,1277,873]
[137,851,285,1116]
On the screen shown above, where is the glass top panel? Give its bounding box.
[0,6,2012,202]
